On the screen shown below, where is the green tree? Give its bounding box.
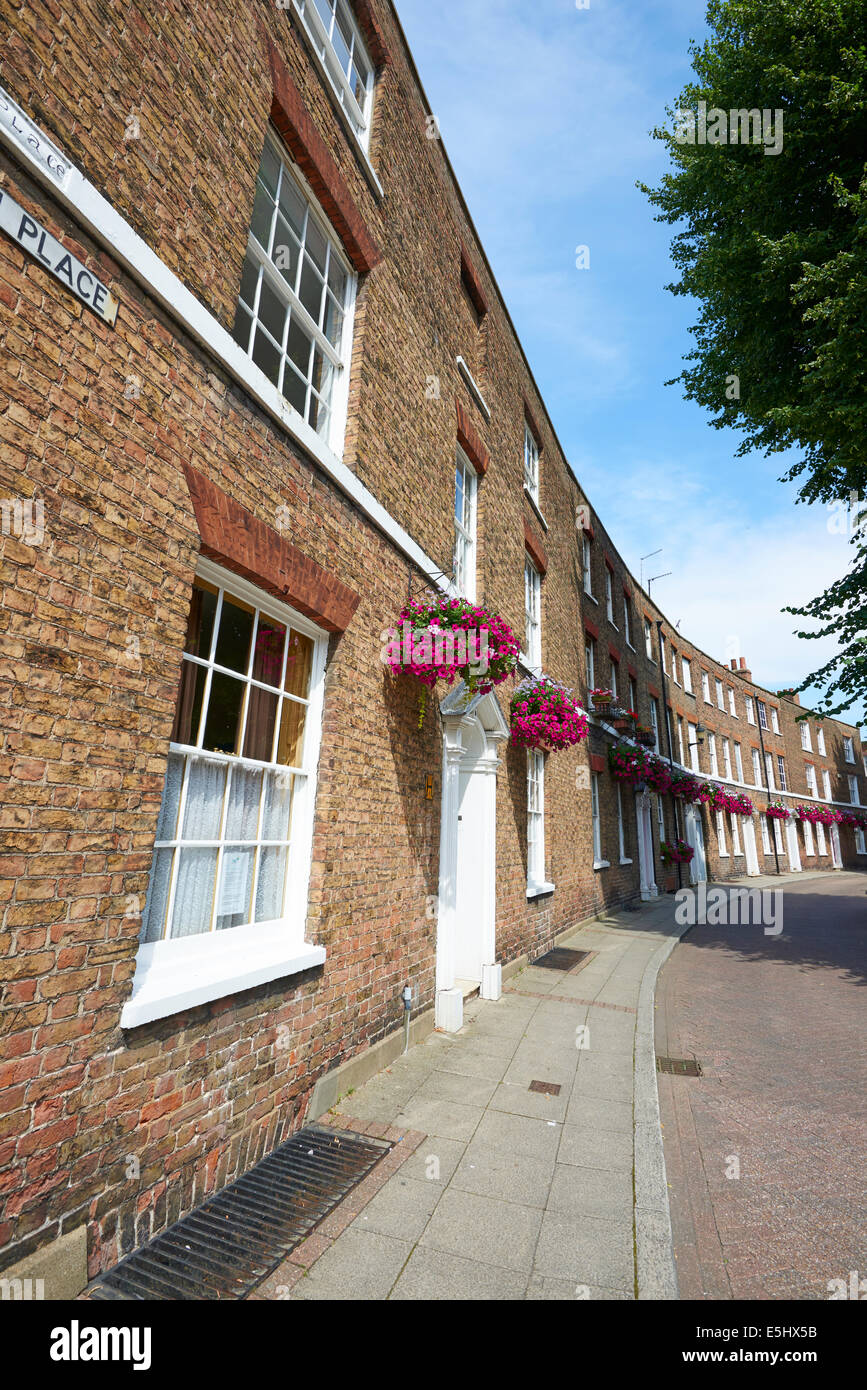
[641,0,867,719]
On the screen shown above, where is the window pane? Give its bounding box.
[286,316,314,378]
[253,325,281,385]
[253,616,287,685]
[256,846,289,922]
[284,630,314,696]
[215,847,255,930]
[278,175,306,240]
[308,396,330,438]
[306,218,329,275]
[171,660,207,746]
[281,362,308,416]
[231,302,252,351]
[250,181,274,249]
[332,8,352,71]
[225,766,264,841]
[322,294,343,349]
[272,217,300,287]
[277,699,307,766]
[243,686,278,761]
[170,847,218,937]
[327,256,347,304]
[156,753,185,841]
[215,596,255,674]
[310,348,334,406]
[239,253,259,308]
[262,771,294,841]
[184,580,218,658]
[141,847,174,943]
[258,277,287,344]
[260,142,281,198]
[312,0,333,31]
[299,256,325,323]
[203,672,245,755]
[182,757,228,840]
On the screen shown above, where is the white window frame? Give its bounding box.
[816,821,827,855]
[617,782,631,864]
[848,774,860,806]
[623,596,632,647]
[527,749,549,893]
[855,826,867,855]
[708,732,719,777]
[746,696,755,725]
[677,719,685,766]
[765,752,775,791]
[777,754,787,792]
[525,557,542,670]
[715,678,725,711]
[610,658,619,703]
[591,772,607,869]
[454,445,478,601]
[682,658,693,695]
[806,765,818,799]
[232,132,357,457]
[752,747,762,788]
[656,793,666,843]
[293,0,376,150]
[688,723,700,773]
[716,810,728,856]
[757,699,768,731]
[524,422,540,503]
[773,817,784,854]
[843,736,855,762]
[760,814,771,854]
[728,687,737,717]
[800,722,812,752]
[803,818,815,856]
[121,559,329,1028]
[722,738,733,781]
[734,742,744,782]
[671,648,680,686]
[730,813,742,856]
[583,535,594,598]
[585,634,596,692]
[702,670,712,703]
[817,727,826,756]
[771,707,780,735]
[822,769,832,800]
[644,618,653,660]
[605,566,615,624]
[650,699,660,752]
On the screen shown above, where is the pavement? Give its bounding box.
[252,891,689,1301]
[656,870,867,1301]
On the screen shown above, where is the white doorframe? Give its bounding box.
[635,789,658,900]
[830,822,843,868]
[743,816,760,876]
[435,687,509,1032]
[785,817,802,872]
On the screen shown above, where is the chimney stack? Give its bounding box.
[738,657,752,681]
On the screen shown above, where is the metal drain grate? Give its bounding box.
[534,947,591,971]
[656,1056,702,1077]
[528,1080,561,1096]
[86,1125,391,1301]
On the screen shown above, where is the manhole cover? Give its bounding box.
[529,1080,561,1096]
[534,948,591,971]
[656,1056,702,1077]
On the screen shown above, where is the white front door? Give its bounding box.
[743,817,760,876]
[635,790,658,899]
[685,806,707,883]
[454,721,486,983]
[785,818,802,871]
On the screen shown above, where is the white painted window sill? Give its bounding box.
[585,591,597,604]
[523,486,548,531]
[120,923,326,1028]
[527,880,555,899]
[619,857,633,866]
[593,860,610,871]
[456,356,490,419]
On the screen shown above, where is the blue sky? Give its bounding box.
[394,0,863,723]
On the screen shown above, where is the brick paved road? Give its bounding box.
[656,871,867,1300]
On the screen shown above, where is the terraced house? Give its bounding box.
[0,0,863,1294]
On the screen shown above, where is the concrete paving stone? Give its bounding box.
[502,1052,579,1090]
[525,1274,632,1301]
[429,1046,511,1082]
[393,1096,484,1142]
[573,1068,634,1103]
[533,1211,634,1291]
[557,1123,633,1174]
[389,1246,529,1301]
[564,1095,634,1134]
[290,1229,412,1300]
[351,1175,442,1243]
[419,1187,543,1273]
[451,1141,557,1207]
[332,1087,418,1125]
[487,1080,570,1123]
[546,1163,634,1221]
[473,1108,563,1161]
[412,1069,500,1107]
[576,1051,634,1079]
[453,1032,523,1059]
[398,1135,468,1186]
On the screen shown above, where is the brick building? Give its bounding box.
[0,0,863,1291]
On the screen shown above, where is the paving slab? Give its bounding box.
[419,1187,543,1273]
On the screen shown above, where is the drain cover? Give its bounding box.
[529,1080,561,1096]
[86,1125,391,1301]
[534,948,591,971]
[656,1056,702,1077]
